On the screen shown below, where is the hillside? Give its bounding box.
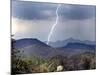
[14,38,95,59]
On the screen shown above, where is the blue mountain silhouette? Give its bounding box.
[14,38,95,59]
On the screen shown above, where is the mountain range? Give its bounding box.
[47,38,95,48]
[14,38,96,59]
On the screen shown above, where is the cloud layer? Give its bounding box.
[12,1,96,42]
[12,1,95,20]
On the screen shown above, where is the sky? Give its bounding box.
[12,1,96,42]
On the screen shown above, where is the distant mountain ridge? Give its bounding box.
[48,38,95,48]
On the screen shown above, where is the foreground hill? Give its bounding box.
[62,42,95,50]
[12,38,96,74]
[14,38,50,49]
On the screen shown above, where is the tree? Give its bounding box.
[11,36,32,74]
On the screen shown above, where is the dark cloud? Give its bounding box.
[12,1,96,20]
[12,1,57,20]
[59,4,96,20]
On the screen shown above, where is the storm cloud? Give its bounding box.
[12,1,95,20]
[12,1,57,20]
[59,4,96,20]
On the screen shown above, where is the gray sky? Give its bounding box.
[12,1,96,42]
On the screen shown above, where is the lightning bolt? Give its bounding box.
[47,4,61,45]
